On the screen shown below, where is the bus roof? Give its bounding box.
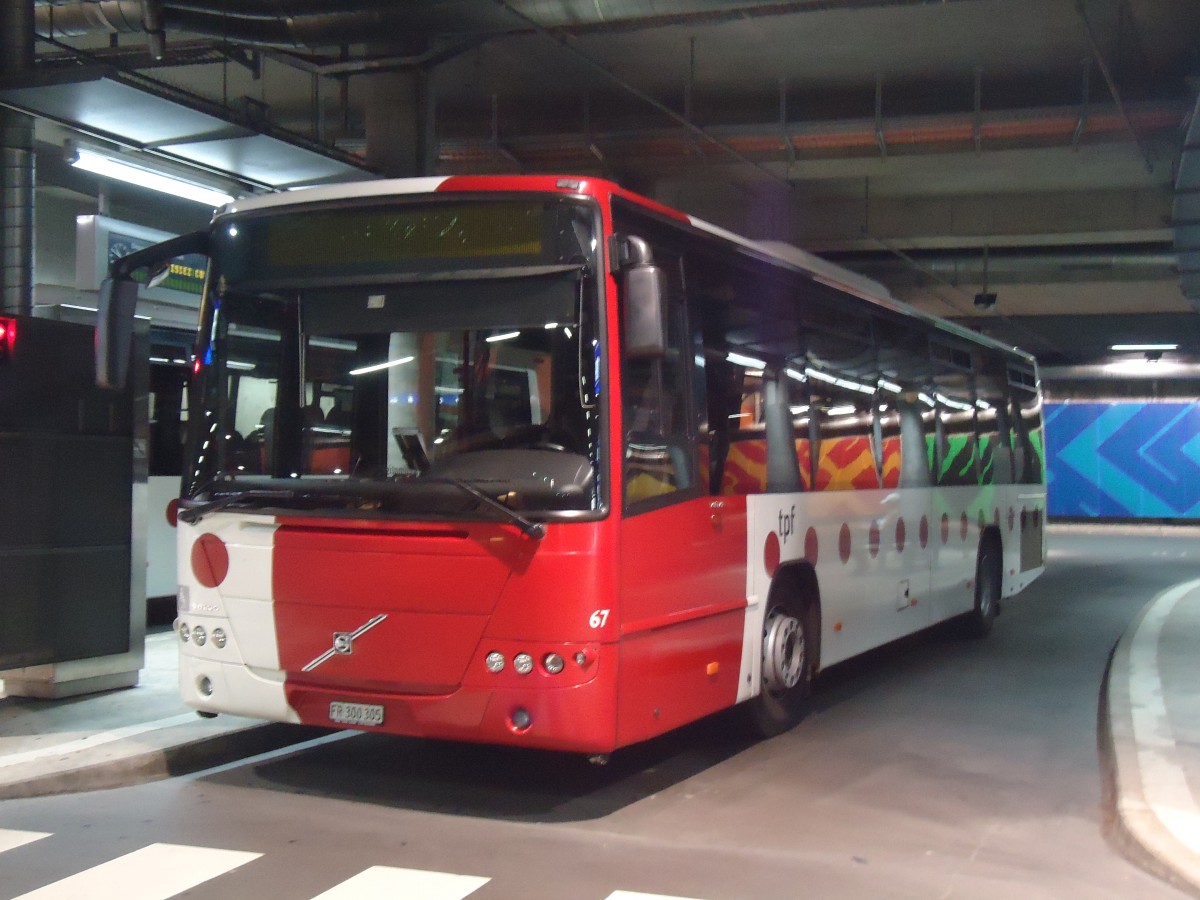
[215,174,1035,367]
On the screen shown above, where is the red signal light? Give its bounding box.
[0,317,14,364]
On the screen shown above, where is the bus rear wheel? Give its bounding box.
[745,599,813,737]
[964,536,1001,638]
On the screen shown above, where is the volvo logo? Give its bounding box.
[303,614,387,672]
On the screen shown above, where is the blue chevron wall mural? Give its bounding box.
[1044,402,1200,519]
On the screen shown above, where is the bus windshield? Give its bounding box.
[184,196,604,519]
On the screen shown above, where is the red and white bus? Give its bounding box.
[98,175,1046,754]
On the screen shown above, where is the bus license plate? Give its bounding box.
[329,701,384,727]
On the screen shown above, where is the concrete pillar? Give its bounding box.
[364,69,435,177]
[1,0,35,316]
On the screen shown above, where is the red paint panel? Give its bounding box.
[620,495,747,629]
[284,642,620,753]
[274,521,530,691]
[286,611,485,691]
[615,607,745,747]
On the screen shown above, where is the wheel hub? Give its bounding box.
[762,609,805,693]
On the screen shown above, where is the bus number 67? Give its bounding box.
[589,609,610,628]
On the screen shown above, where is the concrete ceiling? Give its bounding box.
[12,0,1200,369]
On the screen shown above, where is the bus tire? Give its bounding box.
[744,593,814,737]
[965,532,1001,638]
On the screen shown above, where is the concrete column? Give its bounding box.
[1,0,35,316]
[364,69,435,177]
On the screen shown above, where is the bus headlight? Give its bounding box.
[485,651,506,673]
[543,653,565,674]
[513,653,534,675]
[211,628,227,649]
[192,625,207,647]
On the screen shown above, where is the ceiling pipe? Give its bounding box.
[35,0,986,50]
[437,100,1184,171]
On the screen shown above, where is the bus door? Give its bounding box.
[614,239,746,744]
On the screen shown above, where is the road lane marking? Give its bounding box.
[0,829,50,853]
[309,865,489,899]
[10,842,261,900]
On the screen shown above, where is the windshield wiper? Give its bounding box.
[178,488,299,524]
[178,477,545,539]
[434,477,546,540]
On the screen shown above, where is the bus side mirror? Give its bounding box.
[96,276,139,390]
[619,236,667,360]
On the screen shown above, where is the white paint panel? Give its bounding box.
[221,176,451,216]
[145,475,180,598]
[0,829,50,853]
[10,843,260,900]
[308,866,489,900]
[738,485,1031,697]
[221,597,283,669]
[179,654,298,722]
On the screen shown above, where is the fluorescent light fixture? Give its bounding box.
[727,351,767,369]
[805,367,875,395]
[935,393,975,412]
[1106,358,1184,376]
[71,149,235,208]
[785,368,806,382]
[486,330,521,343]
[826,404,857,416]
[349,355,414,376]
[1109,343,1178,352]
[60,302,149,321]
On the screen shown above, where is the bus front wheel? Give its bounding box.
[745,597,813,737]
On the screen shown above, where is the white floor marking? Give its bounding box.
[0,713,198,769]
[606,892,708,900]
[1127,578,1200,855]
[10,842,261,900]
[308,865,489,899]
[0,828,51,853]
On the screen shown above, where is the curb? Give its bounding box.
[0,722,331,800]
[1106,581,1200,897]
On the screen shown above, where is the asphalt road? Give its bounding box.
[1,530,1196,899]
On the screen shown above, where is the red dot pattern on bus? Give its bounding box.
[761,502,1042,579]
[192,533,230,589]
[804,526,819,565]
[868,522,881,558]
[764,530,781,577]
